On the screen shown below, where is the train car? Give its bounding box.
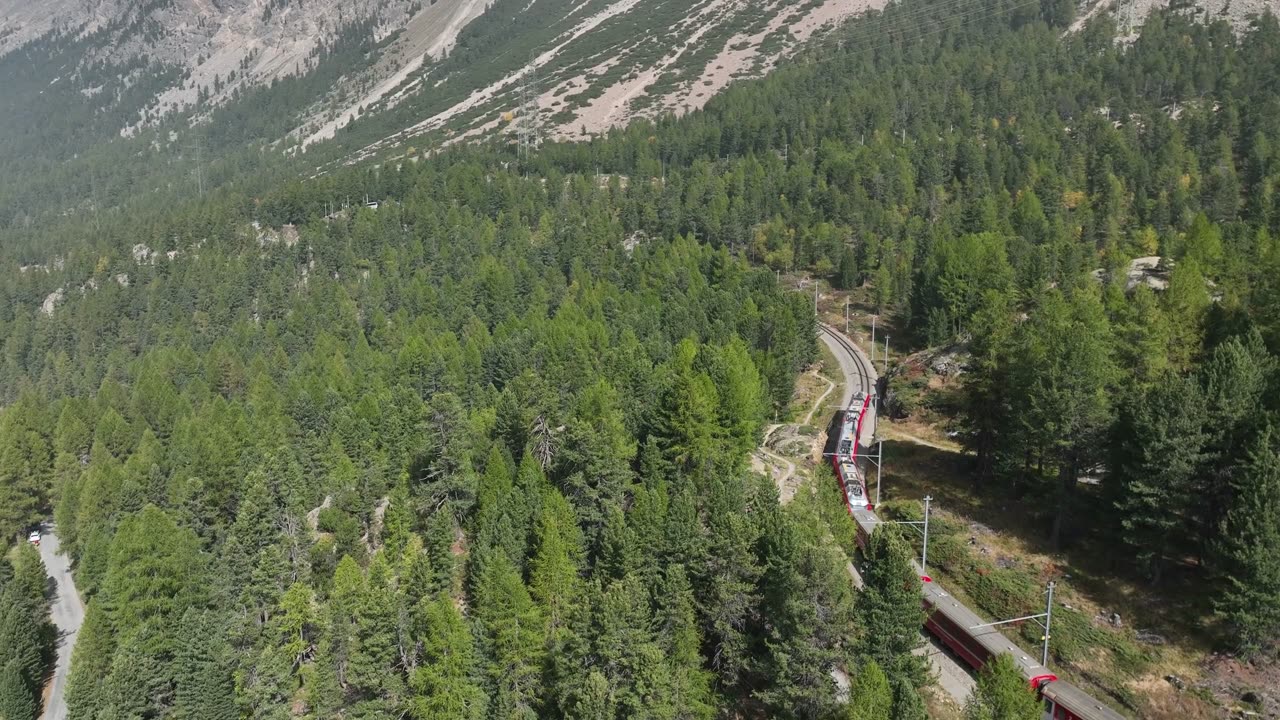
[831,392,878,546]
[921,582,1126,720]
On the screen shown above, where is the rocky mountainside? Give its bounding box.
[3,0,1278,237]
[0,0,882,152]
[0,0,484,129]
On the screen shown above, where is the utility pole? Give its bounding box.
[883,335,890,371]
[814,284,819,315]
[866,494,932,580]
[845,298,849,334]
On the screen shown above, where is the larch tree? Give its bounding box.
[411,594,487,720]
[964,654,1042,720]
[847,661,892,720]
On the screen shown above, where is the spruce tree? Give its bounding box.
[174,609,238,720]
[1213,426,1280,658]
[0,659,36,720]
[1109,375,1206,582]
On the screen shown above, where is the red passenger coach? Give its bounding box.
[829,392,878,548]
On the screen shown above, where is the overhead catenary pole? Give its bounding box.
[969,581,1058,669]
[921,495,932,576]
[1042,581,1055,666]
[870,316,877,365]
[874,438,883,507]
[883,335,890,371]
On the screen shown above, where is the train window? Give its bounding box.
[1041,699,1055,720]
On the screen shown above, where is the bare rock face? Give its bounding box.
[41,287,64,316]
[0,0,424,124]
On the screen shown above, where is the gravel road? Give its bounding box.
[38,525,83,720]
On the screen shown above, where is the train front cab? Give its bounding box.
[1037,678,1127,720]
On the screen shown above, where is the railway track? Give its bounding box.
[819,323,875,393]
[817,322,1124,720]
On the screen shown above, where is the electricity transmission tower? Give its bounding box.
[517,58,542,161]
[187,142,206,196]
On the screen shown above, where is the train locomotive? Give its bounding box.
[828,390,1125,720]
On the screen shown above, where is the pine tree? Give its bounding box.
[856,527,923,681]
[890,674,927,720]
[1213,426,1280,658]
[529,489,586,641]
[1012,289,1116,549]
[654,565,714,720]
[0,598,43,698]
[755,509,857,719]
[100,505,207,634]
[382,478,413,559]
[964,654,1041,720]
[0,422,49,540]
[837,248,859,290]
[65,600,114,720]
[697,476,762,690]
[347,554,401,700]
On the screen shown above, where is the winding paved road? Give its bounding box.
[38,525,83,720]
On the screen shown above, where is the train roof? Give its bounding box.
[1041,680,1128,720]
[850,505,878,536]
[922,580,1053,680]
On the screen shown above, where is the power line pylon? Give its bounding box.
[517,57,542,161]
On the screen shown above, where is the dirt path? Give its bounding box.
[756,368,834,498]
[802,373,835,426]
[885,428,961,453]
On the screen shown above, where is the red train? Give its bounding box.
[829,394,1125,720]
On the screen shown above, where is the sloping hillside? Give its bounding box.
[298,0,887,154]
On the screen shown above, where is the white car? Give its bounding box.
[27,530,40,546]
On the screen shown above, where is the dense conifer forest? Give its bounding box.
[1,0,1280,717]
